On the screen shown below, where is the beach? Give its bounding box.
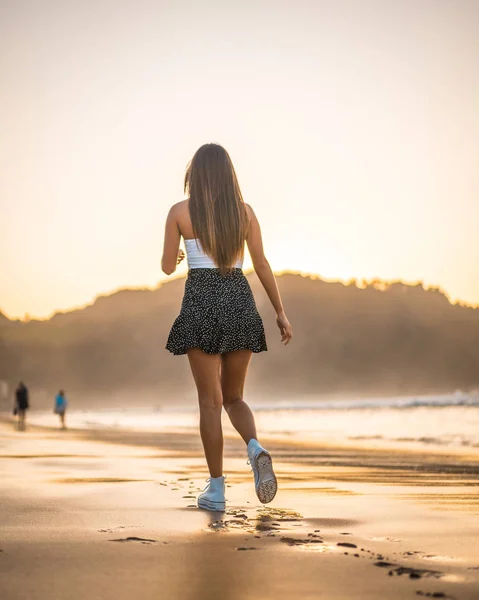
[0,412,478,600]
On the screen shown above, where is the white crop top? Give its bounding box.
[184,238,244,269]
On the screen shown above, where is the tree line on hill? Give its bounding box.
[1,273,478,408]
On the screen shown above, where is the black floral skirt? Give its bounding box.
[166,268,267,355]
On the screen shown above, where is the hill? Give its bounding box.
[1,273,478,407]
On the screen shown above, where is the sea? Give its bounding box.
[28,391,479,451]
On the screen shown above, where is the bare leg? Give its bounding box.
[18,410,26,431]
[221,350,258,445]
[187,349,223,478]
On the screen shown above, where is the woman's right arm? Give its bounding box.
[245,205,293,345]
[161,203,186,275]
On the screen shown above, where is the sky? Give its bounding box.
[1,0,478,319]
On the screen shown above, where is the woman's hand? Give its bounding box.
[276,312,293,345]
[177,249,186,265]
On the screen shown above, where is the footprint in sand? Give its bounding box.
[416,592,452,599]
[421,554,461,563]
[98,525,141,533]
[374,562,443,580]
[208,507,303,534]
[109,537,157,545]
[280,537,324,547]
[228,511,247,519]
[393,566,443,580]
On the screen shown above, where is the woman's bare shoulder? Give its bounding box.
[169,199,189,215]
[244,203,258,223]
[167,200,189,223]
[169,200,194,238]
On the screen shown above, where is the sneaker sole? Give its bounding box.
[197,498,225,511]
[254,451,277,504]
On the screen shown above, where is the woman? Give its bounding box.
[162,143,293,511]
[54,389,68,429]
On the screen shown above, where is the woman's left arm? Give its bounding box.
[161,204,184,275]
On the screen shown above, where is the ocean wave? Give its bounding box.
[253,393,479,412]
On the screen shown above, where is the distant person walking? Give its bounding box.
[162,143,293,511]
[14,382,29,431]
[54,390,68,429]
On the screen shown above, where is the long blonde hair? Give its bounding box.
[185,144,248,275]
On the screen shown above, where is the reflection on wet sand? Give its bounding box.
[0,419,478,600]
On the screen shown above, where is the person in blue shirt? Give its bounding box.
[54,390,68,429]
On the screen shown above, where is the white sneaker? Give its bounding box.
[247,441,277,504]
[197,476,226,511]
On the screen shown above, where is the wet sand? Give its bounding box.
[0,418,478,600]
